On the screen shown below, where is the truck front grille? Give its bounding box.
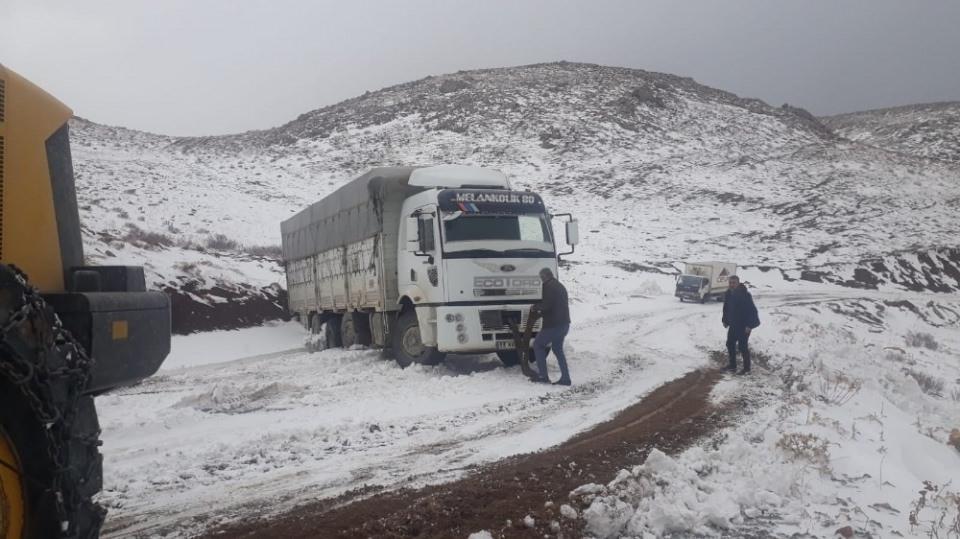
[480,309,528,332]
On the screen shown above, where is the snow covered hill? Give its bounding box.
[69,62,960,332]
[822,101,960,164]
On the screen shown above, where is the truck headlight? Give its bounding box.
[456,323,465,333]
[454,313,463,322]
[446,312,465,323]
[457,333,468,344]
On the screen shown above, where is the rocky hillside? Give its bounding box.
[822,101,960,163]
[69,62,960,332]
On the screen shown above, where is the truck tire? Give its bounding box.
[324,316,342,349]
[0,266,105,538]
[354,313,373,347]
[496,350,520,367]
[392,310,445,368]
[304,315,325,352]
[340,314,358,348]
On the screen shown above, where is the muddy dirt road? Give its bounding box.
[208,368,726,538]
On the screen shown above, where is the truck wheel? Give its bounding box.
[340,314,358,348]
[304,315,325,352]
[496,350,520,367]
[0,389,104,539]
[0,419,27,539]
[0,266,105,538]
[340,313,372,348]
[354,314,373,347]
[392,310,445,368]
[324,316,342,349]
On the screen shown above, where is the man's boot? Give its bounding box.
[724,350,737,372]
[739,346,751,374]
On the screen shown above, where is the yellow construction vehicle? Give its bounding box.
[0,65,170,538]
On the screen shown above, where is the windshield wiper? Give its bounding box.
[504,248,554,255]
[444,249,506,257]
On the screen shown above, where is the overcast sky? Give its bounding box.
[3,0,959,136]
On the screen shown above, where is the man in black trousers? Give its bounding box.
[722,275,760,375]
[531,268,572,385]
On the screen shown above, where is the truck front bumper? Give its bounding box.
[675,288,704,301]
[434,304,541,353]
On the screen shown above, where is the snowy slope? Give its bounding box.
[823,101,960,164]
[70,62,960,333]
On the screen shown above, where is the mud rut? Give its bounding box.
[207,367,727,538]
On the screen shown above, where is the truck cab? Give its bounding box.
[396,166,577,363]
[675,274,710,302]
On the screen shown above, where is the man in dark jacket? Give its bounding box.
[531,268,571,385]
[722,275,760,374]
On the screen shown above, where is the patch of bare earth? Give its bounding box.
[205,367,728,538]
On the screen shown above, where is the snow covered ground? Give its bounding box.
[570,282,960,538]
[96,265,960,538]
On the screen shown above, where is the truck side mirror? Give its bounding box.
[405,217,419,247]
[565,220,579,246]
[552,213,578,258]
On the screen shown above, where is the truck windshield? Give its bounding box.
[441,213,554,256]
[679,275,706,287]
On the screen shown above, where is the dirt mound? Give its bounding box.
[166,281,288,334]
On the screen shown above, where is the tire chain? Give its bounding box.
[0,264,105,538]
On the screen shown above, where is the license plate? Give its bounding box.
[495,340,516,350]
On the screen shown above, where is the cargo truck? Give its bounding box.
[281,165,578,368]
[674,261,737,303]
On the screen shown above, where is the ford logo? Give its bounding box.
[500,264,516,272]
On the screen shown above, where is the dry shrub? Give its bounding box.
[174,261,201,277]
[244,244,283,260]
[905,331,939,351]
[206,233,239,251]
[908,481,960,536]
[123,224,174,249]
[884,348,917,365]
[815,368,862,406]
[949,429,960,453]
[951,388,960,403]
[906,369,946,396]
[779,364,810,394]
[777,432,830,471]
[752,349,772,369]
